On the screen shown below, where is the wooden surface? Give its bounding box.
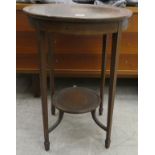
[16,3,138,77]
[23,4,132,21]
[29,5,127,150]
[23,4,131,35]
[16,3,138,12]
[53,87,100,114]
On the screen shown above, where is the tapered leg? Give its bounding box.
[38,31,50,151]
[50,76,56,115]
[47,33,56,115]
[99,34,108,115]
[105,28,121,148]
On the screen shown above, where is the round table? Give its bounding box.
[23,4,132,151]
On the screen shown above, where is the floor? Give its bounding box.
[16,75,138,155]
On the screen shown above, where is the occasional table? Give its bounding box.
[23,4,132,151]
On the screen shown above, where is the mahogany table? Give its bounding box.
[23,4,132,151]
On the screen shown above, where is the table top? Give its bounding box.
[23,4,132,22]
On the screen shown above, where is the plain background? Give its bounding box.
[0,1,155,155]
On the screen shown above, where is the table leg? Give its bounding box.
[47,33,56,115]
[38,31,50,151]
[99,34,108,115]
[105,30,121,148]
[50,77,56,115]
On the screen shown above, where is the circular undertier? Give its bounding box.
[53,87,100,114]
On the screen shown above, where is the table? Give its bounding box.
[23,3,132,151]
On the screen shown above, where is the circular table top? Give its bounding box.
[23,4,132,22]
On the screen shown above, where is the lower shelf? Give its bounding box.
[53,87,100,114]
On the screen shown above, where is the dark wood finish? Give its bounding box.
[53,87,100,114]
[105,26,122,148]
[23,3,132,151]
[91,110,107,131]
[38,31,50,151]
[48,110,64,133]
[99,34,108,115]
[47,33,56,115]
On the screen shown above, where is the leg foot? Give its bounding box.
[51,105,56,115]
[44,141,50,151]
[99,107,103,115]
[105,138,111,149]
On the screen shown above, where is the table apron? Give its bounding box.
[29,17,122,35]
